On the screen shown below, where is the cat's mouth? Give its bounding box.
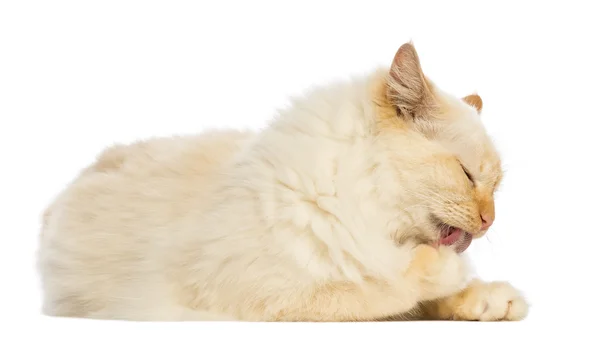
[431,215,473,253]
[438,224,473,253]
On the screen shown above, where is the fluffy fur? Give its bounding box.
[37,42,528,321]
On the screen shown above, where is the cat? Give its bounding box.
[37,42,528,321]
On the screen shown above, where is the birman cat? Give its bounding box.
[38,42,528,321]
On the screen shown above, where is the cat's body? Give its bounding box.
[38,43,528,321]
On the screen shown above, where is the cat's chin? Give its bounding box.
[452,231,473,253]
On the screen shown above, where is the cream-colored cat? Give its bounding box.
[38,42,528,321]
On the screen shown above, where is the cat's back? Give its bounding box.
[38,129,254,318]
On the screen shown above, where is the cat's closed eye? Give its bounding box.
[460,163,475,185]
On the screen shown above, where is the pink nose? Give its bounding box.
[481,215,493,230]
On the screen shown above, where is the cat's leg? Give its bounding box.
[418,278,529,321]
[82,301,238,321]
[404,244,472,301]
[274,244,470,321]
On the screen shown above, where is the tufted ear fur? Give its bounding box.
[387,42,436,119]
[462,94,483,113]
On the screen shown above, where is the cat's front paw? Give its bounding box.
[409,244,470,301]
[447,280,528,321]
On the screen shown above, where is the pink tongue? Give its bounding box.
[439,228,473,253]
[440,228,463,246]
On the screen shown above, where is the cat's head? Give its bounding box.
[371,42,503,252]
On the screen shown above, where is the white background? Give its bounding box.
[1,0,598,340]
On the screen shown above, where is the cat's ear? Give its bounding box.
[462,94,483,114]
[387,42,435,119]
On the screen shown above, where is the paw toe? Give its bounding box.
[505,297,528,321]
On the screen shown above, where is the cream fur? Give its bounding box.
[37,43,528,321]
